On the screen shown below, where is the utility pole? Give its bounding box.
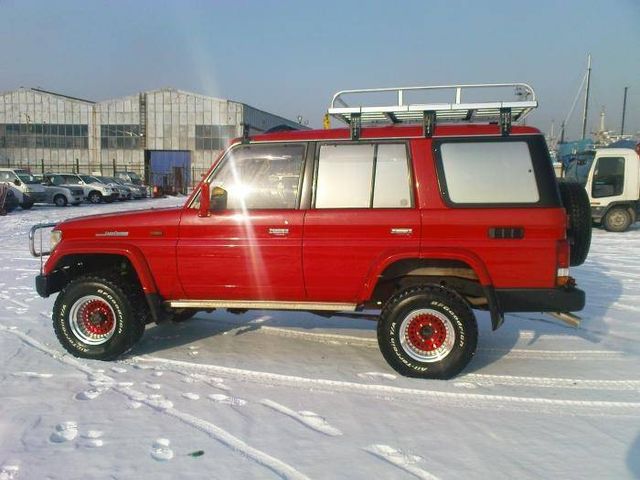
[581,54,592,140]
[621,86,629,136]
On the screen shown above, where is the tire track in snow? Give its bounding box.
[461,374,640,391]
[364,444,440,480]
[134,356,640,415]
[261,399,342,437]
[0,324,311,480]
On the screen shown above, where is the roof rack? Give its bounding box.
[328,83,537,138]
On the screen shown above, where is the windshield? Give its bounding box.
[62,175,82,185]
[17,173,40,184]
[122,172,142,185]
[80,175,101,184]
[564,152,595,186]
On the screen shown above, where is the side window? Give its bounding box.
[439,141,539,204]
[52,175,64,186]
[592,156,624,198]
[315,143,412,208]
[373,144,412,208]
[210,143,305,209]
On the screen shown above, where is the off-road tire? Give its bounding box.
[54,194,67,207]
[88,191,102,204]
[52,272,148,360]
[603,207,632,233]
[377,285,478,379]
[558,181,591,266]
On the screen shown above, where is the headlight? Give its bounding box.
[50,230,62,251]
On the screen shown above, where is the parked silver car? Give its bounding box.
[42,184,84,207]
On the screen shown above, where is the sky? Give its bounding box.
[0,0,639,139]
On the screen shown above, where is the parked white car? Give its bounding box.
[0,168,47,209]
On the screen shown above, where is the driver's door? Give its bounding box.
[177,143,307,300]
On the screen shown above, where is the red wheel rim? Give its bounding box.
[399,309,456,362]
[69,295,117,345]
[405,313,447,353]
[80,299,115,336]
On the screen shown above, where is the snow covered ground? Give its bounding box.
[0,198,639,480]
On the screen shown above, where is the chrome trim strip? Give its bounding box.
[167,300,357,311]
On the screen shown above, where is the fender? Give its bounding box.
[359,248,503,330]
[360,248,493,300]
[45,240,158,295]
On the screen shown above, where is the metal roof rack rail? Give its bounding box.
[328,83,537,138]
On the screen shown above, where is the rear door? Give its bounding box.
[303,142,421,303]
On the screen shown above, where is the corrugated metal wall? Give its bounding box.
[0,87,301,189]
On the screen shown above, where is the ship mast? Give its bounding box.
[581,54,592,139]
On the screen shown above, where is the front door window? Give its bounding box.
[592,156,625,198]
[210,143,306,210]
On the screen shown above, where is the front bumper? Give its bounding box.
[496,287,585,313]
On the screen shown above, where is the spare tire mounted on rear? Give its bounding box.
[558,181,591,266]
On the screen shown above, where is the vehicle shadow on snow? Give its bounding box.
[132,309,379,357]
[459,256,626,373]
[627,432,640,479]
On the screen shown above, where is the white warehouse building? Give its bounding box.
[0,87,303,193]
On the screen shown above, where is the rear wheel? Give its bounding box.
[54,194,67,207]
[604,207,632,232]
[377,285,478,379]
[52,273,148,360]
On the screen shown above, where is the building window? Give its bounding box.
[195,125,237,150]
[100,124,142,150]
[0,123,88,149]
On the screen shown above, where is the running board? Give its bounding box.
[548,312,581,328]
[167,300,358,312]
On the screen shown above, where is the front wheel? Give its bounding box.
[604,207,632,232]
[88,191,102,204]
[377,285,478,379]
[54,194,67,207]
[52,274,147,360]
[21,199,34,210]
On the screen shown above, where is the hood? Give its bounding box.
[56,207,184,241]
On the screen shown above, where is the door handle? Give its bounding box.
[268,228,289,236]
[390,228,413,235]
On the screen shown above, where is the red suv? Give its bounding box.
[31,84,590,379]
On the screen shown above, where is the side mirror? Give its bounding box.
[211,186,228,211]
[198,183,210,217]
[14,179,21,186]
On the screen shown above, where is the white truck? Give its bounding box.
[564,147,640,232]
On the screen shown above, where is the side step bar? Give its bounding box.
[167,300,357,312]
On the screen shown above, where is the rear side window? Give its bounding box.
[315,143,412,208]
[438,141,539,204]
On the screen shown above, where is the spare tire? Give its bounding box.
[558,181,591,266]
